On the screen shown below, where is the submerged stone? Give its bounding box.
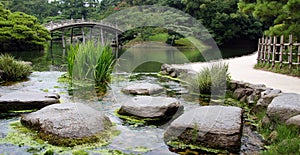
[0,91,60,112]
[122,83,164,95]
[117,96,182,124]
[21,103,112,146]
[164,106,243,153]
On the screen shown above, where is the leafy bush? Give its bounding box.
[0,54,32,82]
[187,62,230,95]
[67,41,115,87]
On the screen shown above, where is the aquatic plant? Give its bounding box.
[67,41,115,87]
[0,54,32,82]
[187,62,230,95]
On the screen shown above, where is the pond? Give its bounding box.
[0,42,257,154]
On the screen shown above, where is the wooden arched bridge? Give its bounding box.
[45,19,123,34]
[45,19,123,46]
[45,19,123,64]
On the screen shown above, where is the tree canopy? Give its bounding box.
[239,0,300,39]
[0,4,51,51]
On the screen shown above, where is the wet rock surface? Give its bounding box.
[118,96,182,119]
[0,91,60,112]
[164,106,243,153]
[122,83,164,95]
[267,93,300,122]
[21,103,112,146]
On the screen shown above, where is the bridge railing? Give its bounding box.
[44,19,120,31]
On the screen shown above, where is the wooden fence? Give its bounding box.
[257,35,300,68]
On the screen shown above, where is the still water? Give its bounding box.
[5,42,256,72]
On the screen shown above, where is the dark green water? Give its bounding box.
[1,41,256,72]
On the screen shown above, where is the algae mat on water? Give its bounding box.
[0,121,130,154]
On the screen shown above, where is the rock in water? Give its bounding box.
[117,96,182,122]
[122,83,164,95]
[267,93,300,123]
[164,106,243,153]
[0,91,60,112]
[21,103,112,146]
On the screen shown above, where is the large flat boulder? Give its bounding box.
[267,93,300,122]
[122,83,164,95]
[117,96,182,124]
[21,103,112,146]
[164,106,243,153]
[0,91,60,112]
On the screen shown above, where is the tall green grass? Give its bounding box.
[187,62,230,95]
[0,54,32,82]
[67,41,115,87]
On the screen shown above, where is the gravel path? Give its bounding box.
[173,52,300,93]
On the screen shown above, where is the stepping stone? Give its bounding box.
[122,83,164,95]
[117,96,182,123]
[0,91,60,112]
[21,103,112,146]
[164,106,243,153]
[267,93,300,122]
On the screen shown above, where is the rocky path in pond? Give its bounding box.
[171,52,300,94]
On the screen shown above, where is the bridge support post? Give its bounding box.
[62,29,66,58]
[82,26,85,43]
[70,28,74,44]
[90,27,93,41]
[100,27,104,45]
[50,32,54,65]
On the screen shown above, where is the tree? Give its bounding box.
[54,0,100,19]
[0,4,51,51]
[5,0,59,23]
[182,0,262,45]
[239,0,300,39]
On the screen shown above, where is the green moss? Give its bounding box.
[114,109,160,126]
[126,146,150,153]
[167,140,228,154]
[0,121,121,154]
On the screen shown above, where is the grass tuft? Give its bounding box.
[187,62,230,95]
[67,41,115,87]
[0,53,32,82]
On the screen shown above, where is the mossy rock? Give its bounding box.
[21,103,113,146]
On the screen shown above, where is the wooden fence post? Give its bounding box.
[267,36,272,63]
[279,35,284,68]
[257,38,261,62]
[272,36,277,68]
[263,36,268,63]
[288,35,293,68]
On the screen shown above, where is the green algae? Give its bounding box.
[0,121,121,154]
[114,109,160,126]
[167,140,229,154]
[126,146,151,153]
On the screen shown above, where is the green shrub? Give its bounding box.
[187,62,230,95]
[67,41,115,87]
[0,54,32,82]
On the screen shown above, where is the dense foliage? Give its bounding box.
[239,0,300,40]
[0,4,50,51]
[4,0,299,46]
[0,54,32,82]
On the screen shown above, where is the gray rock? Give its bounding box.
[233,88,253,100]
[21,103,112,146]
[118,96,182,119]
[164,106,243,153]
[122,83,164,95]
[286,115,300,128]
[0,91,60,112]
[267,93,300,122]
